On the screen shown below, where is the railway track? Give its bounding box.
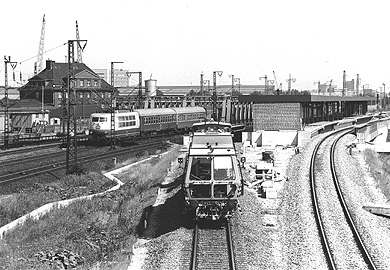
[190,220,236,270]
[0,140,167,185]
[0,143,61,158]
[310,128,379,269]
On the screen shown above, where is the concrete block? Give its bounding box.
[266,188,277,199]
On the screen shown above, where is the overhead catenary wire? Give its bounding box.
[18,42,67,65]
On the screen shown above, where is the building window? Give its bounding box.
[87,80,91,87]
[80,80,84,87]
[94,80,98,87]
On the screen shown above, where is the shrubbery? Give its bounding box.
[0,172,114,228]
[0,145,181,269]
[363,149,390,201]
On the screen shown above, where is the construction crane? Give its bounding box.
[34,14,46,75]
[76,21,83,63]
[327,79,333,94]
[273,71,282,94]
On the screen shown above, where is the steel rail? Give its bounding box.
[225,219,236,270]
[190,223,199,270]
[0,140,164,184]
[330,130,377,270]
[310,128,352,270]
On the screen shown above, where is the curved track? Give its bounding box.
[310,128,377,270]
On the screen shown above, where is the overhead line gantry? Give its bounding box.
[3,56,17,149]
[65,39,87,174]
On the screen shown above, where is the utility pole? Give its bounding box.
[213,71,223,121]
[203,80,210,95]
[110,62,123,150]
[3,56,17,149]
[76,21,83,63]
[342,70,346,96]
[383,83,386,109]
[127,71,143,108]
[235,78,241,95]
[200,73,204,96]
[356,74,360,96]
[229,74,235,96]
[66,39,87,174]
[286,74,296,92]
[259,75,267,94]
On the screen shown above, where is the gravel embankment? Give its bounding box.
[335,134,390,269]
[278,135,328,270]
[129,134,390,270]
[315,135,368,269]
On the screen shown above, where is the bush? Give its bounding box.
[1,145,181,269]
[363,149,390,201]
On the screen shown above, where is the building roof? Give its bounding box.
[49,104,104,118]
[238,94,377,103]
[0,98,54,112]
[18,60,114,93]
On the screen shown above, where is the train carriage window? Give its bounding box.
[92,117,107,122]
[190,157,211,180]
[214,156,236,180]
[190,184,211,198]
[214,185,227,198]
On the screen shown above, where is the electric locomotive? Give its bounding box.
[89,106,207,142]
[183,121,244,220]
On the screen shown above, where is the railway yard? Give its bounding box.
[3,3,390,269]
[124,129,390,270]
[1,117,390,269]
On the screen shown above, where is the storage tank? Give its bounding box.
[145,79,157,97]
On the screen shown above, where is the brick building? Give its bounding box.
[18,60,115,107]
[239,95,374,131]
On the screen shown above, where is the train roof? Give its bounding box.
[90,111,137,117]
[134,108,176,116]
[192,121,232,128]
[189,133,235,157]
[171,106,206,114]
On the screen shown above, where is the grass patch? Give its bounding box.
[362,149,390,201]
[0,145,182,269]
[0,172,115,228]
[118,145,181,186]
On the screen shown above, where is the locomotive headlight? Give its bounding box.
[227,200,237,210]
[190,200,199,209]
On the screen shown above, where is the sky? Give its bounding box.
[1,0,390,92]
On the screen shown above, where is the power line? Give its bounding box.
[18,42,67,64]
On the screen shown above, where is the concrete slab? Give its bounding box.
[362,204,390,218]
